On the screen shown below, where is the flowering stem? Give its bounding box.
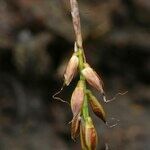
[70,0,89,120]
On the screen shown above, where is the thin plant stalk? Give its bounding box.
[70,0,83,48]
[70,0,89,120]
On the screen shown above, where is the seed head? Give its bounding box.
[82,63,104,94]
[64,54,79,86]
[71,80,84,116]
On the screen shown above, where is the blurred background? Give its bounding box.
[0,0,149,149]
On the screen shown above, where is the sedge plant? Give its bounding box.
[53,0,126,149]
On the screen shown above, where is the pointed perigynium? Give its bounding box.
[80,119,88,150]
[70,80,84,140]
[82,63,104,94]
[64,53,79,86]
[80,117,98,150]
[71,80,84,116]
[71,113,80,140]
[87,91,106,123]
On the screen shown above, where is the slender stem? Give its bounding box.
[70,0,83,48]
[70,0,89,120]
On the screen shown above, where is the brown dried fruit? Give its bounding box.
[82,63,104,94]
[71,80,84,116]
[64,54,79,86]
[71,114,81,140]
[80,119,88,150]
[80,117,98,150]
[87,90,106,123]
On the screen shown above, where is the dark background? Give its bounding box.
[0,0,149,149]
